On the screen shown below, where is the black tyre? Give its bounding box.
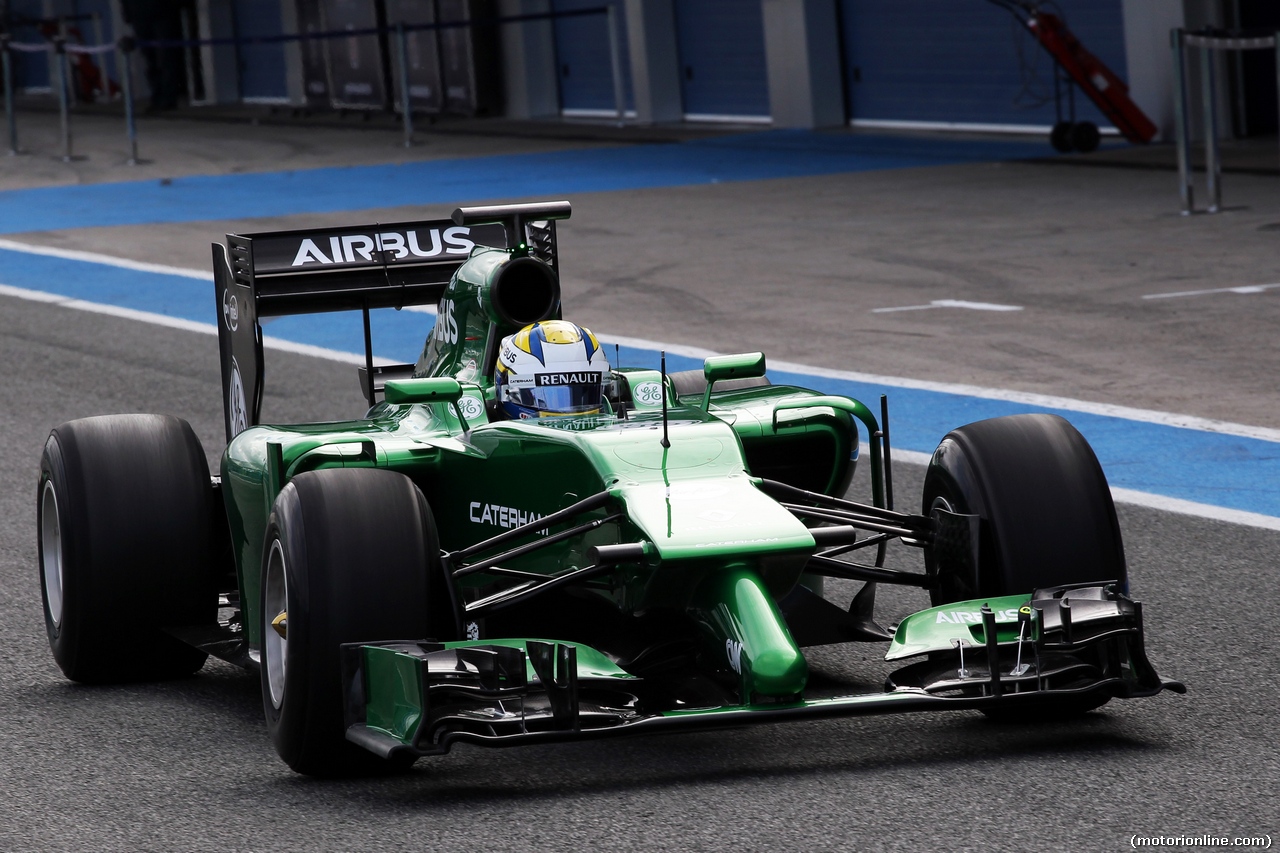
[1049,121,1074,153]
[38,415,216,683]
[1070,121,1101,153]
[260,468,440,776]
[922,413,1126,605]
[922,414,1126,717]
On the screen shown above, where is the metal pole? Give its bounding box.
[606,3,625,126]
[1201,42,1221,213]
[396,22,414,147]
[119,41,138,164]
[54,37,73,161]
[57,16,76,106]
[91,11,108,101]
[2,36,18,155]
[1171,28,1194,215]
[180,7,197,108]
[1275,32,1279,170]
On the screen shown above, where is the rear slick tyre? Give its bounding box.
[260,468,438,776]
[38,414,215,683]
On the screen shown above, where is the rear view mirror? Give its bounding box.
[700,353,767,410]
[703,352,767,385]
[383,378,464,405]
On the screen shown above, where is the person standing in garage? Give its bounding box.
[121,0,184,112]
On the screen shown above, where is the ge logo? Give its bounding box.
[222,290,239,332]
[459,396,484,422]
[228,357,248,436]
[465,621,480,640]
[633,381,663,407]
[725,638,743,674]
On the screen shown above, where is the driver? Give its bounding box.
[495,320,610,418]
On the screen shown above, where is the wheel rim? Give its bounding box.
[264,539,289,710]
[40,480,64,628]
[929,494,955,514]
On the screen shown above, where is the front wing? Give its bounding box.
[340,584,1184,760]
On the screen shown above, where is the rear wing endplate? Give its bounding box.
[213,211,562,442]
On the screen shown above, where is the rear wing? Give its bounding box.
[214,207,564,442]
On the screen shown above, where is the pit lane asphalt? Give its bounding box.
[2,284,1275,852]
[0,112,1277,850]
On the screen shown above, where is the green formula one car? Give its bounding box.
[37,201,1183,775]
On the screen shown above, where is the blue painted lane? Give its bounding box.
[4,245,1278,519]
[0,131,1053,234]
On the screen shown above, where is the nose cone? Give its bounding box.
[750,645,809,699]
[693,566,809,701]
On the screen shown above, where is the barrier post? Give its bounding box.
[396,22,414,148]
[119,39,139,165]
[1171,29,1193,215]
[180,7,198,107]
[606,3,625,125]
[1200,42,1221,213]
[91,12,109,101]
[2,35,19,155]
[54,36,74,161]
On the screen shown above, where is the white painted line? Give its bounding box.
[1143,283,1280,300]
[0,282,396,366]
[872,299,1023,314]
[1,234,1276,445]
[1109,488,1280,531]
[889,449,933,466]
[0,238,215,281]
[892,450,1280,532]
[850,118,1122,137]
[605,333,1280,443]
[5,281,1280,530]
[0,237,438,312]
[870,303,936,314]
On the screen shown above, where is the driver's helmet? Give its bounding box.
[495,320,610,419]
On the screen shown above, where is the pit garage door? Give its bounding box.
[232,0,288,102]
[674,0,769,120]
[551,0,633,115]
[9,0,50,91]
[838,0,1128,129]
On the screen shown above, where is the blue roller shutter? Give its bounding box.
[10,0,50,91]
[552,0,633,114]
[674,0,769,119]
[232,0,288,101]
[839,0,1127,128]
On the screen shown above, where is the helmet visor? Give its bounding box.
[509,372,603,415]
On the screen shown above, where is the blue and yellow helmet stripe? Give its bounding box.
[509,320,599,366]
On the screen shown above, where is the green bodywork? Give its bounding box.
[221,242,859,702]
[886,594,1035,660]
[360,638,639,744]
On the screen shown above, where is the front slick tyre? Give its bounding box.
[922,413,1127,719]
[261,468,436,776]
